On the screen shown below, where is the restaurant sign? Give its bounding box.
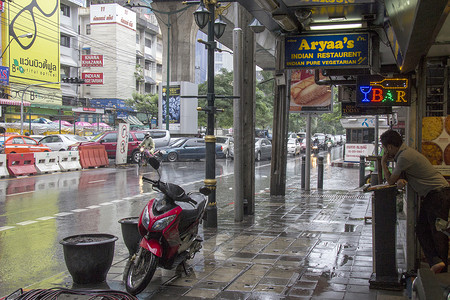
[285,33,369,69]
[82,55,103,67]
[356,75,410,107]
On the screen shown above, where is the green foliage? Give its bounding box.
[134,65,144,82]
[198,69,275,130]
[125,92,158,126]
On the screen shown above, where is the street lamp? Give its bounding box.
[124,1,193,131]
[193,0,231,228]
[0,33,33,59]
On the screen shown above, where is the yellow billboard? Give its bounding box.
[4,0,60,87]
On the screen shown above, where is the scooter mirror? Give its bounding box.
[148,157,160,170]
[199,186,211,196]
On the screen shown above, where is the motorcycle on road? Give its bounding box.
[124,157,210,295]
[138,147,162,167]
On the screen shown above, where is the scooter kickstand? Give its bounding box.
[182,261,189,275]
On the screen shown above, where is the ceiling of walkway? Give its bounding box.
[237,0,449,74]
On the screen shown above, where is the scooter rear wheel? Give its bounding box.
[125,248,159,295]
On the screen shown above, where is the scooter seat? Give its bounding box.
[177,193,206,233]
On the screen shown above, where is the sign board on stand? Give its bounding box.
[116,122,130,165]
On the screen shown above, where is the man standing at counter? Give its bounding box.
[380,129,450,273]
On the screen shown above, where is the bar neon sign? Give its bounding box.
[356,75,410,107]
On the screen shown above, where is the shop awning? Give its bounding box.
[0,98,31,106]
[61,55,78,67]
[118,115,144,125]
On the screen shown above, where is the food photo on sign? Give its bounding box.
[289,70,332,113]
[421,116,450,176]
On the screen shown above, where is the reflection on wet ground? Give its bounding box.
[27,183,407,299]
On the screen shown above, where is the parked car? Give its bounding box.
[39,134,88,151]
[287,138,301,156]
[68,130,148,163]
[142,129,171,148]
[159,137,224,162]
[0,135,51,154]
[216,136,234,158]
[255,137,272,161]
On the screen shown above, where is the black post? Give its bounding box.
[359,155,366,187]
[204,2,217,228]
[317,156,324,189]
[301,156,305,189]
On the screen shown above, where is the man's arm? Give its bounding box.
[382,152,400,185]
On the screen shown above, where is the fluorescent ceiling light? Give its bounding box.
[309,23,363,30]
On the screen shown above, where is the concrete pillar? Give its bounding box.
[270,37,288,196]
[234,4,255,215]
[151,2,197,83]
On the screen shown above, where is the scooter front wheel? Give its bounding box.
[125,248,159,295]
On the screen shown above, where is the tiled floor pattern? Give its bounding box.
[28,189,408,299]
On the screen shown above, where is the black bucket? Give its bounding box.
[60,233,118,284]
[118,217,141,256]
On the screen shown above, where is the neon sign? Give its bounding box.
[356,75,410,107]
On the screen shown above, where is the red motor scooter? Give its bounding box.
[124,157,210,295]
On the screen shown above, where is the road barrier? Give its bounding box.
[0,154,9,178]
[59,151,82,171]
[79,145,109,169]
[35,152,61,174]
[7,153,37,176]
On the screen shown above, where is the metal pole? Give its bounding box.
[204,3,217,227]
[305,114,311,191]
[165,17,170,131]
[233,28,243,222]
[359,155,366,187]
[374,115,379,169]
[301,155,305,189]
[317,156,324,189]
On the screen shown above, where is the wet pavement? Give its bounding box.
[18,156,408,300]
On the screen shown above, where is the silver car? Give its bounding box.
[39,134,88,151]
[216,136,234,158]
[255,138,272,161]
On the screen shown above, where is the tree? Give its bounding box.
[124,92,158,129]
[198,69,275,131]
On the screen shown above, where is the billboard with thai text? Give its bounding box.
[5,0,60,87]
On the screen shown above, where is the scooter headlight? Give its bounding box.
[151,215,176,231]
[140,147,144,152]
[142,206,150,229]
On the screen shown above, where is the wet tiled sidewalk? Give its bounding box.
[29,185,408,300]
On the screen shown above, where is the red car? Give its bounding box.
[68,131,147,163]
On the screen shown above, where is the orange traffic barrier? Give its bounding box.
[79,145,109,169]
[7,153,37,176]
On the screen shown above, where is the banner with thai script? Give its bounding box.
[285,33,369,69]
[345,143,375,163]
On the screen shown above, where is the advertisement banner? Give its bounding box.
[82,72,103,84]
[356,75,411,107]
[82,55,103,67]
[285,33,369,69]
[289,69,332,113]
[344,143,375,163]
[6,0,60,86]
[421,116,450,176]
[90,3,136,31]
[162,85,181,130]
[116,123,130,165]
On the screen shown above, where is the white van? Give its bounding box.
[144,129,171,148]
